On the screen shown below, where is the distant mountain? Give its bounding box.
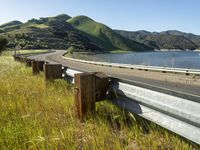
[0,21,23,33]
[0,14,151,52]
[115,30,199,50]
[160,30,200,48]
[68,16,151,51]
[0,20,22,29]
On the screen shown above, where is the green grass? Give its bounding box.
[0,55,199,149]
[18,49,50,54]
[27,24,49,29]
[110,50,131,54]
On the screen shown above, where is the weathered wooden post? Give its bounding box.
[32,61,40,75]
[25,59,34,67]
[95,72,109,102]
[44,64,62,81]
[74,72,109,121]
[13,55,16,61]
[19,57,25,63]
[74,73,96,121]
[37,61,45,71]
[14,55,21,62]
[31,61,44,74]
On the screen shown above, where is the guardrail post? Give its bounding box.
[25,59,34,67]
[13,55,20,62]
[74,72,109,121]
[37,61,45,71]
[95,72,109,102]
[13,55,17,61]
[19,57,25,63]
[75,73,96,121]
[31,61,45,75]
[32,61,40,75]
[44,64,62,81]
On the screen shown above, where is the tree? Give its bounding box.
[0,37,8,54]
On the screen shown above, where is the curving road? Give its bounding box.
[28,50,200,97]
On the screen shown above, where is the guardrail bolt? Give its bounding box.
[44,64,62,81]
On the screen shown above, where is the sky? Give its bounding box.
[0,0,200,34]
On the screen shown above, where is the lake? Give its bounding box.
[85,51,200,69]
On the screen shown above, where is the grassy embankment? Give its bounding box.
[3,49,50,56]
[0,54,199,149]
[64,47,130,61]
[109,50,130,54]
[18,49,50,54]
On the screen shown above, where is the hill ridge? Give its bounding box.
[115,29,199,50]
[68,15,151,51]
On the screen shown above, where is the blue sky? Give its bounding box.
[0,0,200,34]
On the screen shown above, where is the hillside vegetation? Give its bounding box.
[0,37,8,54]
[68,16,150,51]
[1,14,200,52]
[0,14,101,51]
[115,30,199,50]
[0,14,150,52]
[0,20,22,33]
[0,55,198,149]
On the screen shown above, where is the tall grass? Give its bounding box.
[0,55,199,150]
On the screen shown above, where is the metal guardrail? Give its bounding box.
[14,54,200,145]
[63,67,200,145]
[62,56,200,75]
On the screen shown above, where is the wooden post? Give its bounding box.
[37,61,45,71]
[44,64,62,81]
[25,59,34,67]
[31,61,45,74]
[13,55,16,61]
[19,57,25,63]
[32,61,40,75]
[74,73,96,121]
[74,72,109,121]
[14,56,21,62]
[95,72,109,102]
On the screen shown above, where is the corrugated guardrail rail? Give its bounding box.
[63,66,200,145]
[14,54,200,145]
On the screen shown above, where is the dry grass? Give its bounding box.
[0,55,199,150]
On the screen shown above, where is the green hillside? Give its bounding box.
[0,14,102,51]
[115,30,199,50]
[1,14,200,51]
[68,16,151,51]
[0,21,22,33]
[160,30,200,47]
[0,20,22,29]
[0,14,151,52]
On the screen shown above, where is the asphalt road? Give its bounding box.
[28,50,200,97]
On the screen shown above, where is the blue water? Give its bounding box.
[87,51,200,69]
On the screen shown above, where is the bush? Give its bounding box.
[0,37,8,54]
